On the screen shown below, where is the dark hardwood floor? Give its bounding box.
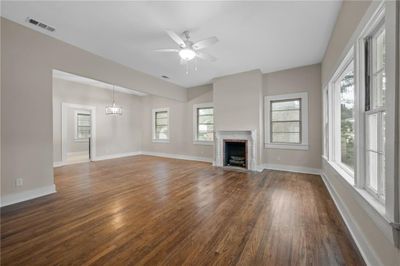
[1,155,364,265]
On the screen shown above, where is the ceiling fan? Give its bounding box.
[155,30,218,63]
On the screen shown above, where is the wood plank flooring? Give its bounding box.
[1,155,364,265]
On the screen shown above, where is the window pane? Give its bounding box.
[271,100,300,111]
[198,132,213,141]
[271,110,300,121]
[197,107,214,141]
[198,115,213,124]
[272,132,300,143]
[272,121,300,133]
[340,69,355,170]
[367,151,378,191]
[156,111,168,119]
[198,124,213,133]
[198,108,213,115]
[367,113,378,151]
[376,29,385,71]
[373,71,386,108]
[156,118,168,126]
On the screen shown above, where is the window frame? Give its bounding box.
[331,56,356,180]
[74,110,91,142]
[193,103,214,145]
[152,108,170,143]
[264,92,309,150]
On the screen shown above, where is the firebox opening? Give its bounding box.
[223,140,247,169]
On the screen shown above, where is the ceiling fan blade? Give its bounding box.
[154,49,179,53]
[197,52,217,62]
[192,36,218,50]
[166,30,186,48]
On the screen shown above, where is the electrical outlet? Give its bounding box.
[15,178,23,187]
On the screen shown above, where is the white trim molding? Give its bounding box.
[93,151,142,161]
[264,92,309,150]
[0,185,56,207]
[258,163,320,175]
[141,151,213,163]
[321,172,381,266]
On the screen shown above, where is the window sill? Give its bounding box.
[152,139,169,143]
[326,160,354,185]
[264,143,309,150]
[193,141,214,146]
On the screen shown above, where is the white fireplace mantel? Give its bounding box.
[214,130,257,171]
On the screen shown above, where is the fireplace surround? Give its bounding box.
[214,130,257,171]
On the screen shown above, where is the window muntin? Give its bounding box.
[76,113,91,140]
[270,99,301,144]
[196,107,214,142]
[154,110,169,140]
[365,22,386,202]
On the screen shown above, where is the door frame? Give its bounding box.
[61,103,96,163]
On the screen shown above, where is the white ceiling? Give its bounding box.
[2,1,341,88]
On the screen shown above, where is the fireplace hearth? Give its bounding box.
[223,140,247,168]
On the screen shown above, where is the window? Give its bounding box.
[75,111,91,140]
[270,99,301,143]
[333,59,355,174]
[193,103,214,144]
[152,108,169,142]
[364,21,386,202]
[264,92,308,150]
[322,87,329,158]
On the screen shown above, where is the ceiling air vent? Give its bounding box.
[26,17,55,32]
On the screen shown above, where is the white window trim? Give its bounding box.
[264,92,309,150]
[330,50,356,180]
[152,107,170,143]
[193,103,214,145]
[74,110,91,142]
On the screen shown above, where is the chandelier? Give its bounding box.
[105,85,122,115]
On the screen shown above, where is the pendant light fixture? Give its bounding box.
[105,85,122,115]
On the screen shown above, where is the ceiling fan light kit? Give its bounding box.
[155,30,218,73]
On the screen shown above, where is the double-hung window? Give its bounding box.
[364,21,386,202]
[264,92,308,150]
[193,103,214,144]
[152,108,169,142]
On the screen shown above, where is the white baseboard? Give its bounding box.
[320,173,380,266]
[141,151,213,163]
[0,184,56,207]
[93,151,142,161]
[258,163,321,175]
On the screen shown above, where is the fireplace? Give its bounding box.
[214,130,257,171]
[223,140,247,168]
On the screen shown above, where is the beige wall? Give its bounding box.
[262,64,322,169]
[53,78,143,163]
[321,1,400,265]
[1,18,185,199]
[141,84,213,160]
[213,70,263,164]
